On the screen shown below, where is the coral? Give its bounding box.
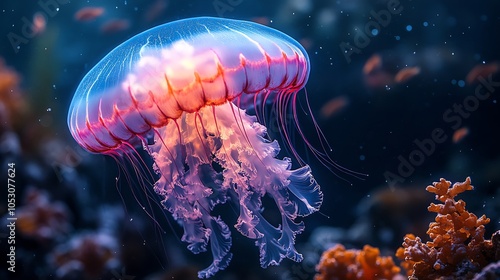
[315,244,401,280]
[16,188,71,242]
[396,177,499,279]
[472,260,500,280]
[50,232,120,279]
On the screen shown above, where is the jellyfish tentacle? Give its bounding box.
[285,165,323,217]
[233,186,264,239]
[209,101,322,268]
[181,214,210,253]
[253,213,288,268]
[198,210,233,278]
[152,111,235,277]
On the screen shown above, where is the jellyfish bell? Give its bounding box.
[69,17,309,154]
[68,17,323,278]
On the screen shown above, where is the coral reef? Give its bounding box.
[315,244,402,280]
[396,177,499,279]
[315,177,499,280]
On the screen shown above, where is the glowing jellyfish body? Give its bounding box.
[68,17,322,278]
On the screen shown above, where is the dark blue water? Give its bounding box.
[1,1,499,279]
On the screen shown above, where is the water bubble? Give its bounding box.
[406,25,413,31]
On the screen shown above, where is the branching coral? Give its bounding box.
[396,177,498,279]
[315,177,499,280]
[315,244,401,280]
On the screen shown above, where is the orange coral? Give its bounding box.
[396,177,497,279]
[315,244,401,280]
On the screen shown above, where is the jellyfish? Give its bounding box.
[68,17,323,278]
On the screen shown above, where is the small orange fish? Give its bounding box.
[452,127,469,143]
[32,12,47,35]
[466,62,499,84]
[320,96,349,119]
[363,54,382,75]
[394,66,420,83]
[74,7,105,22]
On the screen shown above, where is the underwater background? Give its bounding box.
[1,0,499,279]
